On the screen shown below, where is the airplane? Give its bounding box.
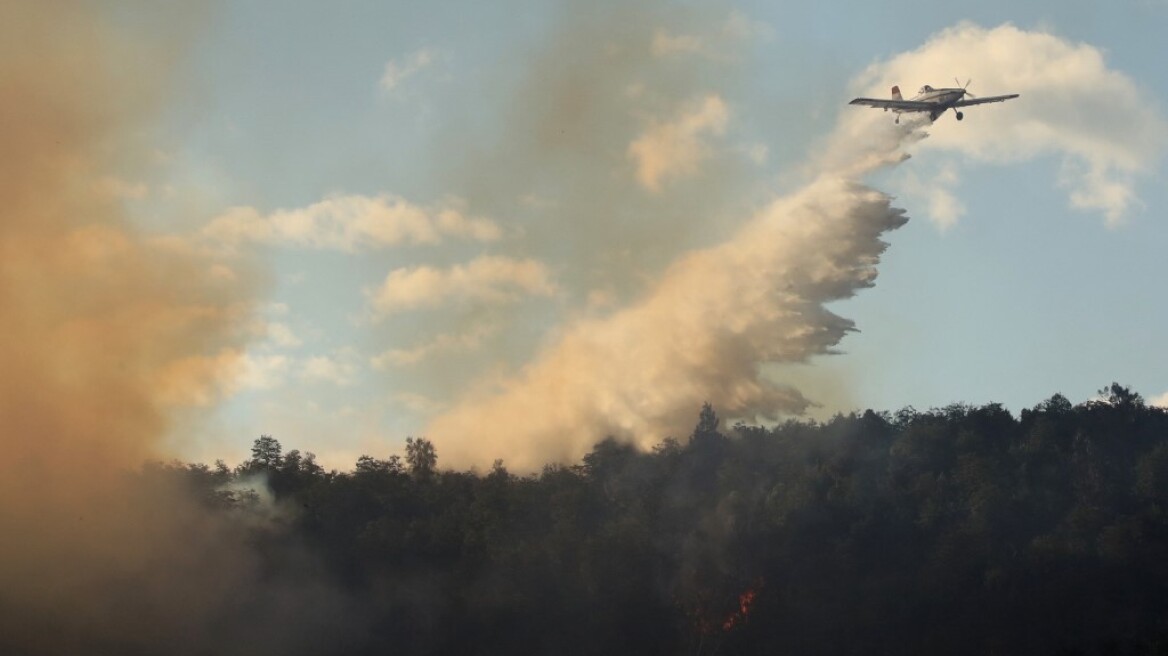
[849,79,1018,123]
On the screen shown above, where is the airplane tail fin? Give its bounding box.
[891,86,902,100]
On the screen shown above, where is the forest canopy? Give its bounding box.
[18,384,1168,655]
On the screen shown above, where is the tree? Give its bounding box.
[693,402,721,440]
[405,437,438,478]
[249,434,282,468]
[355,454,404,475]
[1099,382,1144,409]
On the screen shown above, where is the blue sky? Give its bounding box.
[125,1,1168,469]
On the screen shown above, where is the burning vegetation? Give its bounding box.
[721,583,761,632]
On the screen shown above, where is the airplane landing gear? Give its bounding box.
[955,111,964,121]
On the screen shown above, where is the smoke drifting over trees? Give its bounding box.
[5,2,1166,654]
[0,3,353,653]
[10,388,1168,654]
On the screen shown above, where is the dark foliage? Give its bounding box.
[161,385,1168,655]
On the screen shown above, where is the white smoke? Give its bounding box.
[429,118,916,470]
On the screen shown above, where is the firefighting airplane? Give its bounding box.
[849,79,1018,123]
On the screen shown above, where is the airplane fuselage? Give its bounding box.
[909,87,966,107]
[895,86,967,120]
[849,83,1019,124]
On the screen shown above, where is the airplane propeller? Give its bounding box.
[955,77,976,98]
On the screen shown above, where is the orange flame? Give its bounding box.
[721,581,761,632]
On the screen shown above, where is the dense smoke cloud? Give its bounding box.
[436,2,768,303]
[0,3,355,653]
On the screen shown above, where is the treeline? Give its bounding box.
[154,384,1168,655]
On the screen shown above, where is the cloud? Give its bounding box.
[1151,391,1168,409]
[421,7,920,472]
[157,347,297,406]
[424,21,1168,472]
[163,301,312,404]
[367,255,557,318]
[394,391,446,415]
[721,9,774,42]
[651,30,706,57]
[843,22,1168,226]
[898,162,966,230]
[380,47,438,92]
[266,321,302,348]
[202,193,500,252]
[651,11,773,60]
[236,352,293,392]
[740,143,769,165]
[301,351,358,386]
[372,323,498,369]
[628,95,730,192]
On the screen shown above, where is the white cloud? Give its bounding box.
[301,352,358,387]
[897,162,966,230]
[371,323,498,369]
[202,193,500,252]
[408,22,1166,472]
[740,143,770,165]
[651,11,772,60]
[722,10,774,42]
[519,193,559,211]
[1150,391,1168,408]
[380,48,438,92]
[266,322,302,349]
[367,255,557,318]
[843,22,1168,226]
[628,95,729,192]
[239,303,304,348]
[394,392,445,415]
[651,30,706,57]
[234,352,291,392]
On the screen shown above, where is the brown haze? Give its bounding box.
[435,3,762,305]
[0,4,353,653]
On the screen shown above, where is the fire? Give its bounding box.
[721,585,760,632]
[677,578,765,639]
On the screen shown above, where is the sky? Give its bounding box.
[78,0,1167,471]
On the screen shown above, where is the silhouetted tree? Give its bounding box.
[405,436,437,479]
[248,434,282,468]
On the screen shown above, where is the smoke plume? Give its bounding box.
[0,3,354,653]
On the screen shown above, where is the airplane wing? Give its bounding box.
[952,94,1019,107]
[848,98,936,112]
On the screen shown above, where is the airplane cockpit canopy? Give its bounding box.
[918,85,935,94]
